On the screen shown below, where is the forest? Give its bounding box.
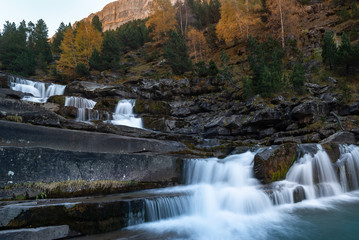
[0,0,359,100]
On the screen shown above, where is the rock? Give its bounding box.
[253,143,298,184]
[274,137,302,145]
[291,100,328,124]
[293,186,306,203]
[322,143,340,162]
[0,74,8,88]
[0,88,24,100]
[134,99,171,115]
[328,77,337,84]
[320,131,356,145]
[0,225,73,240]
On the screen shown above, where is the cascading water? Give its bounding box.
[118,145,359,240]
[65,96,99,122]
[9,76,66,103]
[111,99,143,128]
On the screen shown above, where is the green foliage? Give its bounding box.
[117,20,149,50]
[51,22,70,56]
[208,59,219,76]
[290,63,306,94]
[187,0,221,29]
[247,36,284,97]
[101,30,121,69]
[352,2,359,19]
[337,32,354,73]
[339,84,352,104]
[206,25,219,49]
[220,49,230,67]
[350,26,358,41]
[196,61,208,77]
[89,48,103,70]
[322,31,337,70]
[33,19,52,66]
[76,63,90,76]
[242,76,254,99]
[91,15,103,32]
[338,6,351,22]
[163,30,192,75]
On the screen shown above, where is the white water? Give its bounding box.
[65,96,99,122]
[9,76,66,103]
[123,145,359,239]
[111,99,143,128]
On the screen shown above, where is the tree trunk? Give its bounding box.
[246,0,249,39]
[278,0,285,48]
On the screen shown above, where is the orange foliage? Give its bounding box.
[266,0,301,48]
[57,28,77,75]
[146,0,177,41]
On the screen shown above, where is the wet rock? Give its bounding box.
[254,143,298,184]
[293,186,306,203]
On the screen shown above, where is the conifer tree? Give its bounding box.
[101,30,121,69]
[33,19,52,65]
[163,30,192,75]
[322,32,337,70]
[52,22,69,56]
[91,15,102,32]
[290,63,306,94]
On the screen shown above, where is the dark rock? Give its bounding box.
[0,88,24,100]
[328,77,337,84]
[253,143,297,184]
[322,143,340,162]
[291,100,328,124]
[0,225,74,240]
[0,74,8,88]
[293,186,306,203]
[274,137,302,145]
[321,131,356,145]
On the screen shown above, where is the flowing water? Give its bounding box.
[65,96,99,122]
[9,76,66,103]
[83,145,359,240]
[111,99,143,128]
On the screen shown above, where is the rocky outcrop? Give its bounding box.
[253,143,298,184]
[81,0,177,31]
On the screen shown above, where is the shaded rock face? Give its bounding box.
[81,0,177,31]
[0,198,145,235]
[254,143,298,184]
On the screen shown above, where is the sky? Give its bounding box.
[0,0,115,36]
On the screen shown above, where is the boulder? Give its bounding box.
[253,143,298,184]
[320,131,356,145]
[291,100,328,124]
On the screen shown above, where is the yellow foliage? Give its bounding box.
[187,27,207,62]
[75,21,103,68]
[216,0,261,43]
[57,28,77,75]
[57,22,103,75]
[146,0,177,41]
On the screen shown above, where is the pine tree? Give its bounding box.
[209,0,221,24]
[337,32,353,73]
[33,19,52,65]
[350,26,358,41]
[52,22,68,56]
[290,63,306,94]
[208,59,219,76]
[321,32,337,70]
[101,30,121,69]
[163,30,192,75]
[89,48,103,70]
[91,15,102,32]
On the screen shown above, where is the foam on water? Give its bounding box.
[111,99,143,128]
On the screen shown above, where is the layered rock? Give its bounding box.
[81,0,177,31]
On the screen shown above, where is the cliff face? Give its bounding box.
[82,0,177,31]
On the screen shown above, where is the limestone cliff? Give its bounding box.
[82,0,177,31]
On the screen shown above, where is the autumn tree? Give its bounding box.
[146,0,177,41]
[266,0,301,48]
[175,0,196,34]
[187,27,207,62]
[216,0,261,43]
[56,28,77,75]
[75,21,103,68]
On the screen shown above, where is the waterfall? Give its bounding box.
[65,96,98,122]
[145,152,273,222]
[9,76,66,103]
[272,145,359,205]
[111,99,143,128]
